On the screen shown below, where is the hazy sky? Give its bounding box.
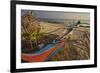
[21,10,90,20]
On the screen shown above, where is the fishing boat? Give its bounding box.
[21,29,69,62]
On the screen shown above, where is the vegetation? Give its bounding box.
[48,29,90,61]
[21,12,44,53]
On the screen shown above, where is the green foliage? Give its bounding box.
[22,24,44,50]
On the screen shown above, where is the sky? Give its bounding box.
[21,10,90,25]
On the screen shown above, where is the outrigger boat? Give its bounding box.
[21,21,87,62]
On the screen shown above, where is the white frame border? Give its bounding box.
[16,4,94,69]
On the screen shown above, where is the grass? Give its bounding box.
[48,29,90,61]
